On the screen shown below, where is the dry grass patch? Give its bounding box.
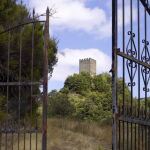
[0,118,112,150]
[47,118,112,150]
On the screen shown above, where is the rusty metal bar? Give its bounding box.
[144,7,148,120]
[17,25,23,150]
[0,82,42,86]
[130,0,133,118]
[117,50,150,69]
[0,130,42,134]
[135,124,137,150]
[0,21,45,35]
[119,121,121,150]
[31,9,35,120]
[140,0,150,15]
[23,119,26,150]
[137,0,141,119]
[119,117,150,126]
[138,125,140,150]
[42,8,49,150]
[11,133,13,150]
[122,0,125,149]
[5,30,11,150]
[0,133,1,150]
[29,10,35,150]
[35,120,38,150]
[148,127,150,149]
[112,0,118,149]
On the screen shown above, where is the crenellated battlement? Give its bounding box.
[79,58,96,62]
[79,58,96,76]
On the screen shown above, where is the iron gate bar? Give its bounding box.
[122,0,125,149]
[0,130,42,134]
[144,3,148,120]
[29,13,35,150]
[0,21,45,35]
[119,117,150,126]
[130,0,133,119]
[0,82,42,86]
[138,0,141,120]
[140,0,150,14]
[6,28,10,150]
[112,0,118,149]
[18,24,23,150]
[42,8,49,150]
[116,50,150,69]
[135,124,137,150]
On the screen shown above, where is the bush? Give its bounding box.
[48,72,130,122]
[48,90,74,117]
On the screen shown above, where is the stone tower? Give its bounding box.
[79,58,96,76]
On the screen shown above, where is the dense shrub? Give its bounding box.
[48,72,131,121]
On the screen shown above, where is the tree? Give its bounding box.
[68,93,104,121]
[48,90,74,117]
[0,0,58,120]
[64,72,93,94]
[92,73,112,93]
[48,72,131,122]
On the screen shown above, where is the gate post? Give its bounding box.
[112,0,118,150]
[42,7,49,150]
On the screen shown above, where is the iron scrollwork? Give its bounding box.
[126,31,137,87]
[141,40,150,92]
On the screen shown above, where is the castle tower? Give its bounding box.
[79,58,96,76]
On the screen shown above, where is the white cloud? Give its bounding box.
[51,48,111,81]
[28,0,111,38]
[28,0,137,38]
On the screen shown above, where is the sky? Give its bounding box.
[23,0,113,92]
[22,0,148,95]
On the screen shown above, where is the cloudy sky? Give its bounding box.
[23,0,138,92]
[24,0,113,91]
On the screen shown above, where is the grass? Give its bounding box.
[47,118,112,150]
[0,118,112,150]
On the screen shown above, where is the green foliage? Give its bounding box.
[117,78,131,107]
[48,72,130,122]
[64,72,92,94]
[48,90,74,117]
[69,93,104,121]
[92,73,111,93]
[0,0,29,28]
[0,94,7,120]
[48,39,58,76]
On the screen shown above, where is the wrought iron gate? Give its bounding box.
[112,0,150,150]
[0,8,49,150]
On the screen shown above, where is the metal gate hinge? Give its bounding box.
[114,48,120,54]
[115,113,120,119]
